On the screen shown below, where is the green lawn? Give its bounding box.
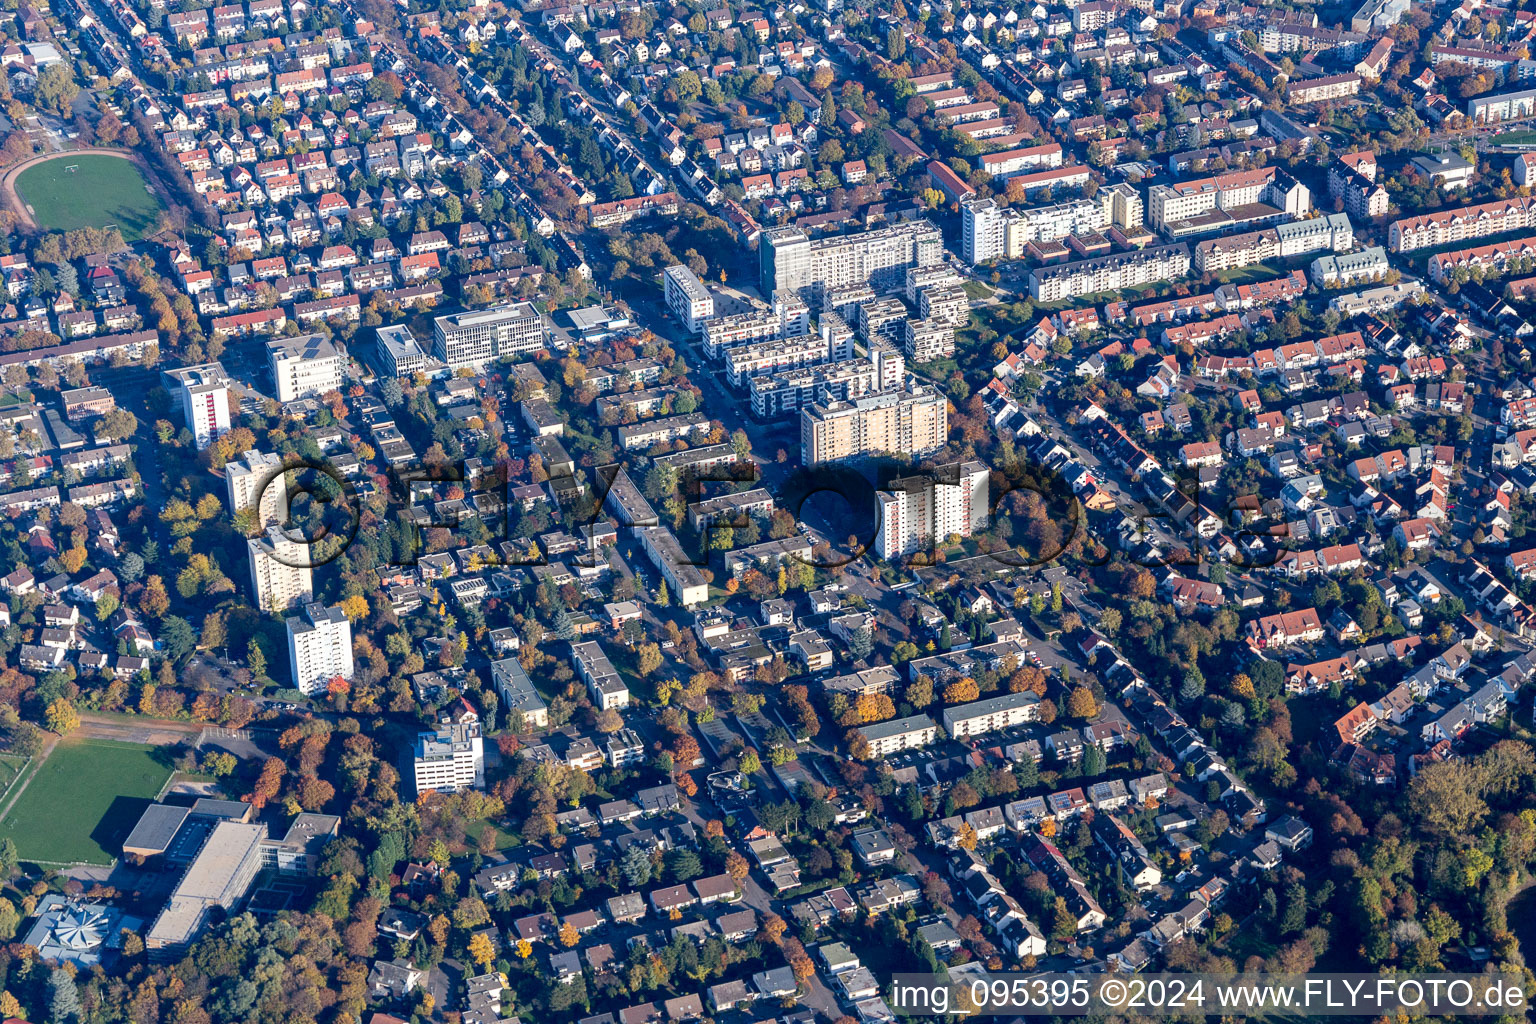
[0,754,28,803]
[1493,131,1536,147]
[0,739,173,865]
[14,154,165,240]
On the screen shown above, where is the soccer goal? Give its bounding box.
[64,164,78,174]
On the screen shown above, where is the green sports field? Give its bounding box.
[14,154,165,240]
[0,738,173,865]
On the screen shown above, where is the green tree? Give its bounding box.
[46,967,80,1024]
[247,638,267,678]
[1082,744,1106,777]
[621,844,653,887]
[34,65,79,118]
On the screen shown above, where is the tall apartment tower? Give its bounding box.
[226,449,288,529]
[286,602,354,696]
[1103,182,1145,231]
[962,198,1010,265]
[163,364,232,450]
[875,461,991,558]
[248,526,313,613]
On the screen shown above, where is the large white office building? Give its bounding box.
[411,718,484,795]
[144,822,266,959]
[432,303,546,369]
[285,602,354,697]
[266,334,344,402]
[373,323,433,377]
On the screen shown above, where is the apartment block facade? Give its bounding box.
[759,221,943,305]
[801,383,948,463]
[286,602,354,697]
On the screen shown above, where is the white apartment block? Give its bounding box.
[702,293,811,360]
[165,364,232,450]
[726,333,831,387]
[902,318,956,363]
[1388,196,1536,253]
[1258,22,1367,57]
[760,221,943,304]
[750,344,903,418]
[1103,183,1145,232]
[266,333,344,402]
[286,602,354,697]
[1468,86,1536,124]
[1311,246,1389,288]
[491,656,550,729]
[432,303,545,369]
[412,719,484,795]
[961,185,1142,264]
[801,382,948,463]
[857,714,938,757]
[942,691,1041,739]
[822,282,879,323]
[977,143,1064,179]
[1193,213,1353,274]
[248,526,313,613]
[875,460,990,558]
[905,264,963,303]
[1287,73,1361,105]
[1149,168,1272,229]
[1029,244,1191,303]
[859,296,908,347]
[573,640,631,710]
[226,449,288,528]
[663,264,715,334]
[1147,168,1310,238]
[918,285,970,327]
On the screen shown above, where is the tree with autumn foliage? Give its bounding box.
[1067,686,1099,720]
[943,677,980,703]
[468,932,496,967]
[44,699,78,735]
[246,756,285,810]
